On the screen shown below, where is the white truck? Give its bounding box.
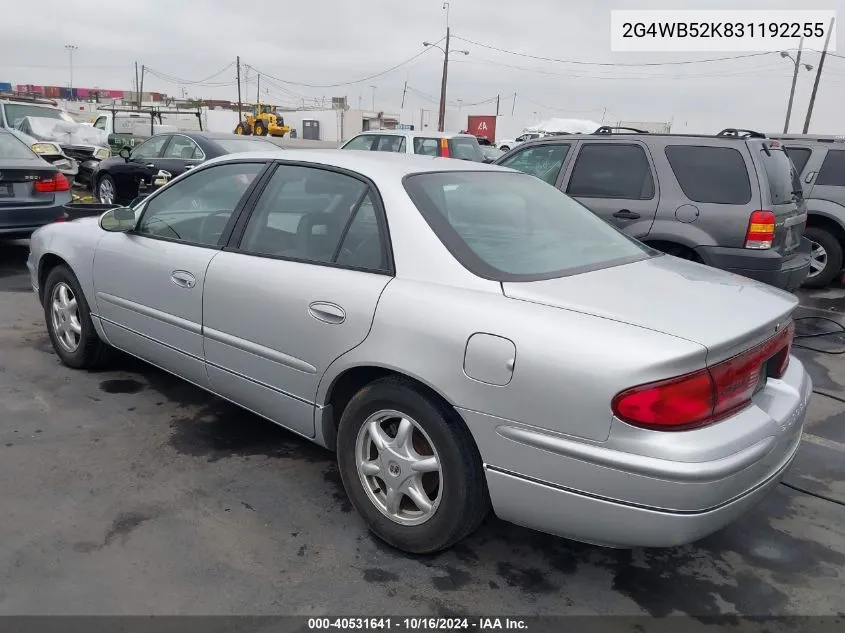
[90,106,205,152]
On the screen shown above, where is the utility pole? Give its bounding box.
[236,56,242,123]
[134,61,139,109]
[370,85,377,111]
[601,106,607,123]
[257,74,261,104]
[437,27,451,131]
[803,17,835,134]
[139,65,145,106]
[65,45,78,99]
[783,36,805,133]
[511,93,517,116]
[495,94,500,116]
[401,80,408,109]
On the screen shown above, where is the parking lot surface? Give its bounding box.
[1,239,844,617]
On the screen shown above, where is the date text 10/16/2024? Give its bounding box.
[307,617,528,630]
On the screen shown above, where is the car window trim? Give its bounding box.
[224,159,396,276]
[133,134,171,160]
[566,141,657,201]
[130,159,273,250]
[166,133,207,161]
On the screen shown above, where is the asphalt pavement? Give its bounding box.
[1,239,844,617]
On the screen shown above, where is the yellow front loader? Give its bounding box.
[234,104,290,137]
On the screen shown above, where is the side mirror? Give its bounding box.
[99,206,136,232]
[118,146,131,162]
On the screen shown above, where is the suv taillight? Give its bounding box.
[745,210,775,249]
[34,172,70,193]
[611,322,794,431]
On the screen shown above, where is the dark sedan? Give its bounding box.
[0,128,72,239]
[91,132,281,205]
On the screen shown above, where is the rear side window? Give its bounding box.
[498,144,570,185]
[817,150,845,187]
[759,148,800,205]
[375,136,406,152]
[567,144,654,200]
[784,146,812,175]
[448,137,484,162]
[413,138,440,156]
[664,145,751,205]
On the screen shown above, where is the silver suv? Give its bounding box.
[771,134,845,288]
[495,128,811,292]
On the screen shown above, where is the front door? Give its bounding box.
[562,141,660,238]
[109,134,172,204]
[202,163,393,437]
[92,160,268,387]
[155,134,206,182]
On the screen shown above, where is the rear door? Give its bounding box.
[753,141,806,257]
[561,140,659,237]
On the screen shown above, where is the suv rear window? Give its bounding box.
[759,147,801,205]
[817,150,845,187]
[403,171,651,281]
[665,145,751,205]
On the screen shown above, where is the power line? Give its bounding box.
[144,61,236,86]
[246,39,443,89]
[452,35,778,67]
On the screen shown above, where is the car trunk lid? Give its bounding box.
[502,255,798,362]
[0,159,59,207]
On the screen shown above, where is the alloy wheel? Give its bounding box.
[50,282,82,353]
[808,240,828,279]
[98,178,115,204]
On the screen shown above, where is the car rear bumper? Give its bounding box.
[458,357,812,548]
[0,196,72,238]
[696,238,811,291]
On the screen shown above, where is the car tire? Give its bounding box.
[803,226,843,289]
[43,265,110,369]
[336,376,490,554]
[97,174,117,205]
[499,145,510,151]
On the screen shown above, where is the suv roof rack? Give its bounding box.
[716,128,767,139]
[0,92,59,107]
[767,133,845,144]
[594,126,650,135]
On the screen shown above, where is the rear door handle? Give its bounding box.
[613,209,641,220]
[170,270,196,289]
[308,302,346,324]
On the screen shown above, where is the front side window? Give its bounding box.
[817,150,845,187]
[136,162,264,246]
[499,144,570,185]
[665,145,751,205]
[342,135,377,151]
[93,117,107,131]
[567,143,655,200]
[239,165,388,270]
[132,135,170,159]
[403,171,651,281]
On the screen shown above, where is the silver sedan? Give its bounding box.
[26,150,812,554]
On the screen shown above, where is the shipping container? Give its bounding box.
[0,82,12,92]
[44,85,62,98]
[467,115,496,143]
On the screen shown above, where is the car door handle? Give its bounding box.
[613,209,641,220]
[805,171,816,184]
[184,165,195,170]
[170,270,196,289]
[308,302,346,324]
[146,163,156,168]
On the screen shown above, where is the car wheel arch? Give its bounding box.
[37,253,71,304]
[642,239,702,262]
[806,212,845,246]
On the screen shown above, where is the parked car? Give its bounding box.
[340,130,485,162]
[92,131,281,205]
[0,128,72,239]
[28,150,811,554]
[495,128,811,292]
[496,131,544,152]
[769,134,845,288]
[0,95,110,188]
[474,136,504,162]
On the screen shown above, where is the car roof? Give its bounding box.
[206,148,512,176]
[0,97,61,109]
[354,130,475,139]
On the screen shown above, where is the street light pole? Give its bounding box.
[65,44,78,97]
[781,37,813,133]
[370,85,377,111]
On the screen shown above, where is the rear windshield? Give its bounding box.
[0,132,37,159]
[3,103,73,129]
[403,171,653,282]
[759,147,801,205]
[215,138,280,153]
[448,137,484,162]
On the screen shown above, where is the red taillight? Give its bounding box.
[745,210,775,249]
[612,322,795,431]
[34,172,70,193]
[439,138,450,158]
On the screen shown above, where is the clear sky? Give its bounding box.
[2,0,843,134]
